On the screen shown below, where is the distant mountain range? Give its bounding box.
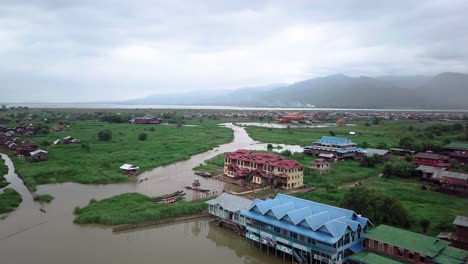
[124,72,468,109]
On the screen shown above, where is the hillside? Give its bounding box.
[126,72,468,109]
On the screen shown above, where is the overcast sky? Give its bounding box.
[1,0,467,102]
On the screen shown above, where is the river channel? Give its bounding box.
[0,124,302,264]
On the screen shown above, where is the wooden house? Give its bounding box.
[432,170,468,197]
[450,150,468,165]
[30,149,48,162]
[120,164,140,176]
[131,116,162,124]
[206,193,252,229]
[412,152,450,168]
[364,148,391,161]
[16,141,39,156]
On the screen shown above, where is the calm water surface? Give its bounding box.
[0,124,297,264]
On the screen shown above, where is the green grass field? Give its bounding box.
[245,120,466,148]
[73,193,208,225]
[0,188,22,214]
[295,177,468,236]
[11,119,233,190]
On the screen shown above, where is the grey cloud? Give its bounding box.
[0,0,467,102]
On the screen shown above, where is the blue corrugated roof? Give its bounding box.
[303,146,365,153]
[241,193,370,244]
[314,136,357,146]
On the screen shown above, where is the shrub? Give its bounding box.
[267,143,273,149]
[138,133,148,141]
[98,129,112,141]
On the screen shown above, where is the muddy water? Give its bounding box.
[0,124,298,264]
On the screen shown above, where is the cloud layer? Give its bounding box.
[1,0,467,102]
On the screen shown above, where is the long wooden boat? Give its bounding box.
[154,196,185,204]
[153,190,184,201]
[194,171,213,177]
[184,186,210,193]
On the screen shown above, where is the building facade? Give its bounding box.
[224,150,304,189]
[304,136,364,160]
[206,193,252,227]
[412,153,450,168]
[239,194,371,264]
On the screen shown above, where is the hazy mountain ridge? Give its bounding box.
[126,72,468,109]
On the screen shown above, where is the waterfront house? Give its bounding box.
[206,193,252,230]
[304,136,365,160]
[30,149,48,162]
[364,148,391,161]
[350,224,468,264]
[412,152,450,168]
[240,193,371,264]
[224,150,304,189]
[120,164,140,176]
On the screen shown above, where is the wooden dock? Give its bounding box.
[112,212,211,232]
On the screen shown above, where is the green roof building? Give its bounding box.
[443,142,468,151]
[349,225,468,264]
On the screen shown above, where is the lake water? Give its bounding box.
[0,124,301,264]
[5,103,468,112]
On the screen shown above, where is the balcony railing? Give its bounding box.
[247,223,337,254]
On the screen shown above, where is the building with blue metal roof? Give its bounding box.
[239,193,371,263]
[304,136,365,160]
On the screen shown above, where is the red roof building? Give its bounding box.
[450,150,468,165]
[276,113,308,123]
[336,118,346,126]
[16,141,39,156]
[224,150,303,189]
[412,152,450,168]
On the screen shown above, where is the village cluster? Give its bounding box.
[1,109,467,264]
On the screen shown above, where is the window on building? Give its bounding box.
[300,235,305,241]
[388,245,393,255]
[398,248,404,256]
[420,255,425,262]
[274,226,280,233]
[408,252,414,259]
[368,239,373,248]
[283,229,288,236]
[378,242,384,251]
[290,232,298,239]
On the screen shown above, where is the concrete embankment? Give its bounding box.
[112,212,212,232]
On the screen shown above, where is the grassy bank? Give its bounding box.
[73,193,209,225]
[34,194,54,203]
[295,177,468,236]
[12,119,233,190]
[0,160,8,188]
[0,188,22,214]
[244,120,466,148]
